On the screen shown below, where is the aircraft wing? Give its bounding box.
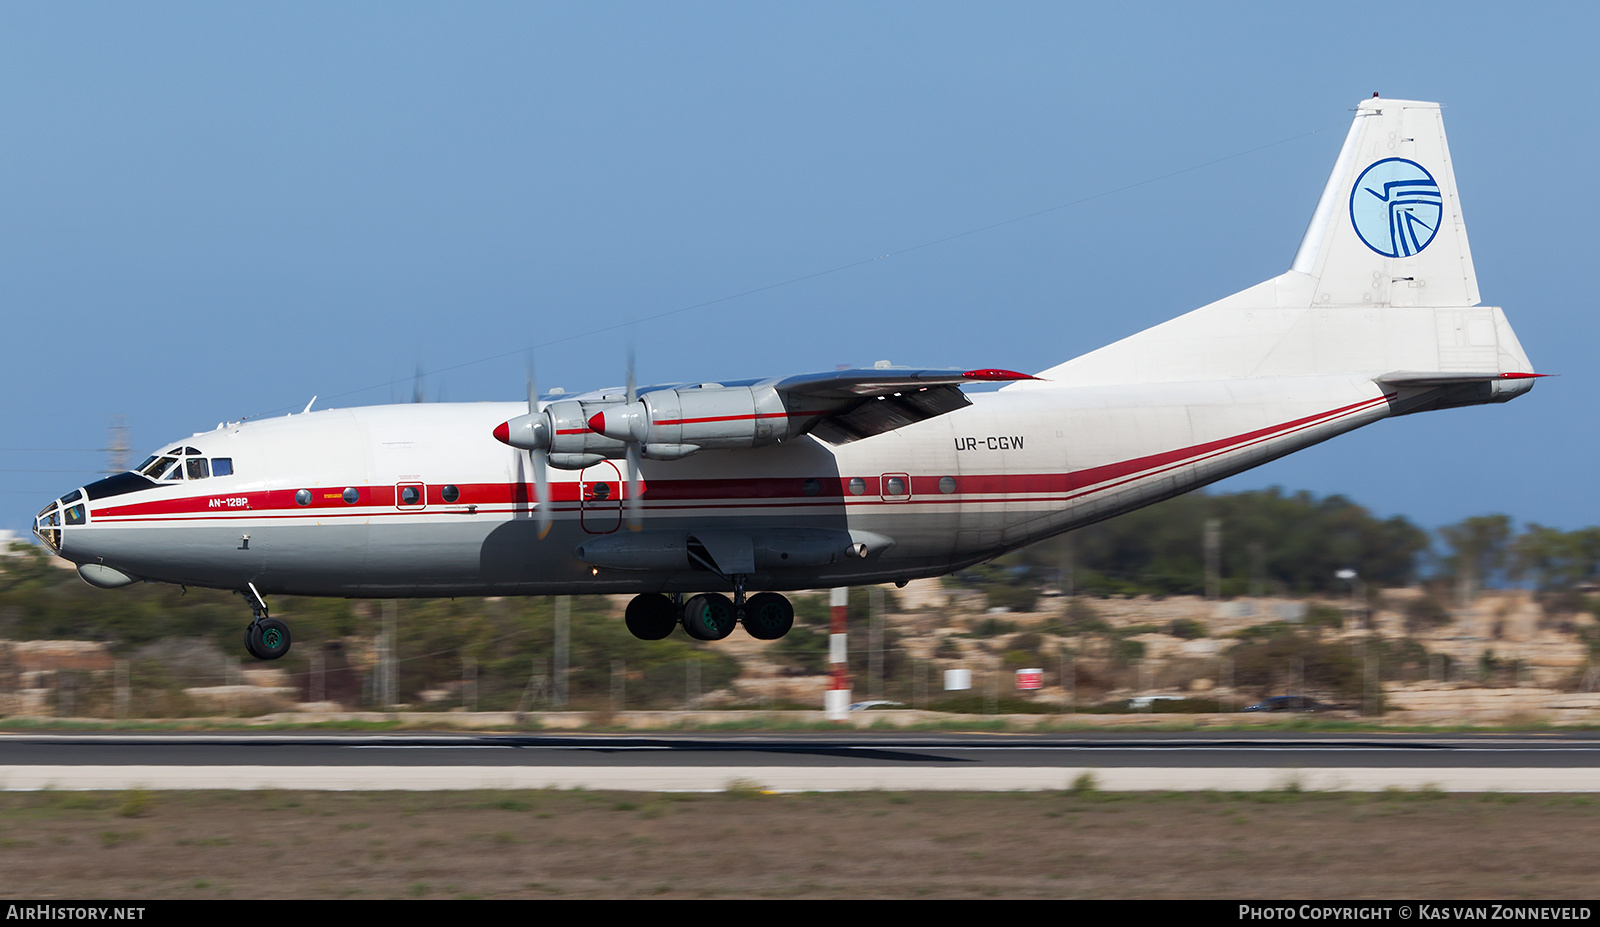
[773,367,1036,398]
[773,367,1036,444]
[511,366,1038,463]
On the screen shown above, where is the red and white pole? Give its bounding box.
[824,586,851,720]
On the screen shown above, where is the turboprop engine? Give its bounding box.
[493,384,800,468]
[585,383,793,460]
[493,397,630,469]
[494,370,1004,468]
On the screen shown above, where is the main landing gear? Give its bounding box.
[242,582,292,661]
[624,584,795,643]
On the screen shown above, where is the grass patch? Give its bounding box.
[723,778,768,799]
[98,830,141,847]
[117,790,154,818]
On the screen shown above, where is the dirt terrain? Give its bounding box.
[0,787,1596,899]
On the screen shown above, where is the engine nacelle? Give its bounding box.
[587,384,794,457]
[496,399,631,470]
[545,399,629,467]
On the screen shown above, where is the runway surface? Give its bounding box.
[4,730,1600,791]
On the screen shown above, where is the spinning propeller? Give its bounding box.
[490,360,553,539]
[490,350,646,537]
[621,347,642,532]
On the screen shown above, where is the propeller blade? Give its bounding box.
[625,339,636,406]
[533,449,552,539]
[625,442,642,532]
[622,335,642,531]
[528,356,552,540]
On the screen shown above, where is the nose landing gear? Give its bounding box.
[241,582,292,661]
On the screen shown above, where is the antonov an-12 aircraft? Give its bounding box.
[35,97,1538,660]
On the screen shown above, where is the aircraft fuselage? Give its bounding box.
[42,371,1456,599]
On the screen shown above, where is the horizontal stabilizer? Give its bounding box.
[1376,371,1547,388]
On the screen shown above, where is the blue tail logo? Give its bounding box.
[1349,158,1443,257]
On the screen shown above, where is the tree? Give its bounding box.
[1437,514,1513,602]
[971,488,1429,597]
[1512,524,1600,596]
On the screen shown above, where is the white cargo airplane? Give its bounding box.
[35,96,1538,660]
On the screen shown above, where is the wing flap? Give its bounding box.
[777,367,1034,444]
[806,384,973,444]
[775,367,1035,399]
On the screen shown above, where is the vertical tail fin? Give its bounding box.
[1291,96,1478,308]
[1025,96,1534,388]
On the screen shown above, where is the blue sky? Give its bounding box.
[3,3,1595,537]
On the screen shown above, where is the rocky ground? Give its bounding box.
[2,787,1598,899]
[4,581,1599,726]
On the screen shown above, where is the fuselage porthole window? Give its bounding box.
[939,476,957,494]
[441,485,460,503]
[212,458,233,477]
[401,486,421,506]
[848,477,866,496]
[295,489,312,506]
[342,487,359,504]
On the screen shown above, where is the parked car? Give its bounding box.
[1242,695,1334,712]
[1126,695,1187,710]
[848,700,907,711]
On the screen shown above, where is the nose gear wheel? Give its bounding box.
[241,583,292,661]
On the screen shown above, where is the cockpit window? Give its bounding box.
[141,456,177,478]
[136,449,229,482]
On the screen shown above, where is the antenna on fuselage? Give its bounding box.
[621,337,643,533]
[302,396,317,414]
